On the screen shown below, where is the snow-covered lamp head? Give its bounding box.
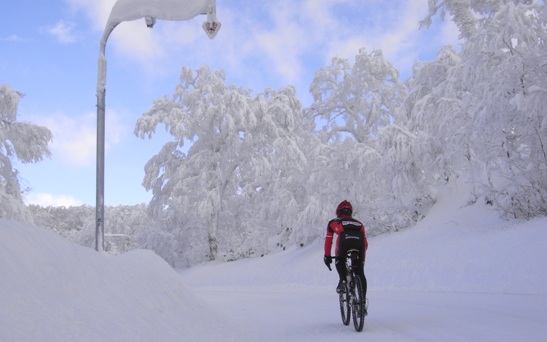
[145,16,156,28]
[105,0,220,38]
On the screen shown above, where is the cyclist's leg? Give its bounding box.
[335,242,349,292]
[358,267,367,299]
[337,238,351,279]
[357,249,368,315]
[335,253,347,292]
[357,249,367,298]
[335,255,346,279]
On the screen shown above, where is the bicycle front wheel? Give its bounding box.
[339,287,350,325]
[352,274,365,332]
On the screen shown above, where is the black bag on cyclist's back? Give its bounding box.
[339,219,364,251]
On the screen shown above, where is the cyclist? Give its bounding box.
[323,200,368,296]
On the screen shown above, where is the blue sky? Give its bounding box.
[3,0,459,207]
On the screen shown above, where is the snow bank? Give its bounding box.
[182,185,547,295]
[2,184,546,341]
[368,199,547,294]
[0,219,247,341]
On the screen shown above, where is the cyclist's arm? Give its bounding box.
[324,223,334,256]
[361,223,368,251]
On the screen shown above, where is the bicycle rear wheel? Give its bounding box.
[352,274,365,332]
[339,286,350,325]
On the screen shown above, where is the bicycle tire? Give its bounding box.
[339,285,351,325]
[351,274,365,332]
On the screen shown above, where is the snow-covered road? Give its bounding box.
[180,196,547,342]
[190,285,547,341]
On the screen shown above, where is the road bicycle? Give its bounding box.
[337,249,367,332]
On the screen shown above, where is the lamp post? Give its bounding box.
[95,0,220,252]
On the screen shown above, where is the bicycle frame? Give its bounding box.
[344,249,361,279]
[337,249,366,331]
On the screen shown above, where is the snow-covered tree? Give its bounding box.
[415,1,547,218]
[0,85,52,221]
[244,86,310,248]
[134,66,247,261]
[306,48,410,232]
[404,46,468,192]
[30,203,152,255]
[309,48,405,145]
[420,0,536,39]
[27,204,93,237]
[135,66,309,264]
[459,2,547,217]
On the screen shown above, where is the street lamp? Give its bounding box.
[95,0,220,252]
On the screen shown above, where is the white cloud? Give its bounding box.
[43,20,80,44]
[2,34,25,42]
[41,113,96,166]
[311,0,462,81]
[65,0,115,31]
[110,21,166,66]
[63,0,461,95]
[24,192,82,207]
[252,10,308,85]
[30,110,128,167]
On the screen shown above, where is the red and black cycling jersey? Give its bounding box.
[324,216,368,257]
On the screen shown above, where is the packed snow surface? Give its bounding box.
[1,189,546,341]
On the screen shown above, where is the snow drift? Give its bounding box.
[0,219,247,341]
[1,185,547,341]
